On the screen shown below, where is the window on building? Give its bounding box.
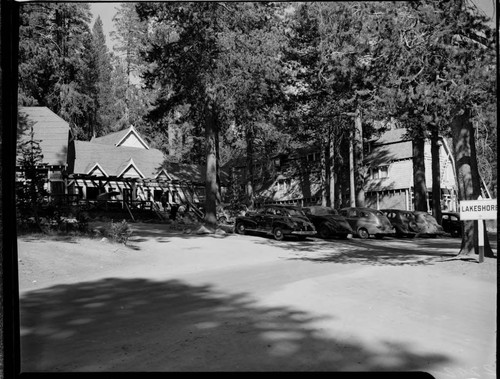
[370,166,389,179]
[380,166,389,178]
[154,190,162,202]
[278,179,291,191]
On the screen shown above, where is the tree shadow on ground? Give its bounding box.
[252,236,464,266]
[125,223,235,241]
[19,278,450,372]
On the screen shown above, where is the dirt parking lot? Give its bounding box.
[16,222,497,377]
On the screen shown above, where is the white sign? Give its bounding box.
[459,199,497,220]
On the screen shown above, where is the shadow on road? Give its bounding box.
[20,278,450,372]
[251,236,471,266]
[124,223,235,246]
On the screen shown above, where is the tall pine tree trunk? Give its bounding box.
[320,134,328,206]
[204,102,218,226]
[349,132,356,207]
[430,128,442,224]
[451,108,493,257]
[245,123,255,209]
[333,172,341,209]
[354,106,365,207]
[215,121,222,203]
[328,131,335,208]
[412,136,428,211]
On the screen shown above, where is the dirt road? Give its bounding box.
[16,223,496,376]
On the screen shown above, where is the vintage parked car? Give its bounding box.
[234,204,316,241]
[339,207,395,239]
[412,211,445,238]
[440,211,462,237]
[302,205,354,239]
[380,209,420,238]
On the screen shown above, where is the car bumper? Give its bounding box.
[291,230,317,236]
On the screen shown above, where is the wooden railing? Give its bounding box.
[42,194,154,211]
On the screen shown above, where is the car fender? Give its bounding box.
[271,219,294,231]
[235,217,258,229]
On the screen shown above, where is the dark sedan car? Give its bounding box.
[441,211,462,237]
[412,211,445,238]
[302,205,354,239]
[381,209,420,238]
[339,207,395,239]
[234,204,316,241]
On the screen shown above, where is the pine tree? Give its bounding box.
[18,3,95,139]
[89,16,114,137]
[16,124,48,233]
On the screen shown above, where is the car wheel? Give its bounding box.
[218,216,227,224]
[451,230,459,238]
[273,227,285,241]
[409,222,419,233]
[236,222,246,235]
[318,224,331,239]
[357,228,369,239]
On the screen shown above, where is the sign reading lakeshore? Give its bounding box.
[459,199,497,220]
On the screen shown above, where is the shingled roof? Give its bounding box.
[18,107,70,166]
[365,128,413,165]
[72,141,164,178]
[90,128,130,146]
[159,162,230,185]
[90,125,150,149]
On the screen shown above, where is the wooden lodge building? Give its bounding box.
[17,106,459,215]
[225,126,459,212]
[17,107,218,218]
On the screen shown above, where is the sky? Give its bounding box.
[89,2,120,50]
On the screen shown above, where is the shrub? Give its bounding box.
[108,220,132,244]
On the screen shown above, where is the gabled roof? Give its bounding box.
[155,169,173,181]
[365,128,413,164]
[86,162,108,177]
[18,107,70,166]
[90,125,150,149]
[368,127,410,144]
[90,128,128,146]
[117,158,146,178]
[73,141,164,178]
[159,162,230,185]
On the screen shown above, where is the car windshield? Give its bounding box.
[286,208,306,217]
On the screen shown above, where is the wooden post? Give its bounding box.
[476,195,484,263]
[477,219,484,263]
